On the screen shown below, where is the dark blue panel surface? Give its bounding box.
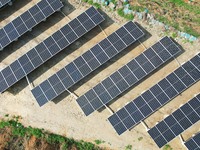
[148,93,200,148]
[0,6,103,101]
[80,36,181,117]
[0,0,12,8]
[109,53,200,135]
[0,0,64,50]
[185,132,200,150]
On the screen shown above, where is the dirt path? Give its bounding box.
[0,0,200,150]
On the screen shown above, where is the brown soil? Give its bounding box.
[0,127,12,149]
[24,136,57,150]
[0,127,59,150]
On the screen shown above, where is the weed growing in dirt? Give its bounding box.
[117,8,134,20]
[94,139,105,145]
[125,144,132,150]
[138,137,143,141]
[163,144,173,150]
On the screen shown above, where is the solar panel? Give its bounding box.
[77,36,182,116]
[108,53,200,135]
[0,0,11,8]
[148,93,200,148]
[0,0,63,51]
[31,21,145,106]
[0,6,105,93]
[185,132,200,150]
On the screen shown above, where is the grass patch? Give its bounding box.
[94,139,105,145]
[155,14,170,25]
[138,137,143,141]
[93,2,101,9]
[117,8,134,20]
[171,32,178,38]
[169,0,200,15]
[130,5,145,12]
[183,26,200,37]
[82,0,200,38]
[125,144,132,150]
[88,0,93,5]
[163,144,173,150]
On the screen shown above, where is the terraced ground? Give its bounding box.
[129,0,200,37]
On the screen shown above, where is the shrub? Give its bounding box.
[94,139,105,145]
[163,144,173,150]
[125,144,132,150]
[88,0,93,5]
[26,126,44,138]
[0,120,10,128]
[130,5,144,12]
[117,8,134,20]
[93,3,101,9]
[183,26,200,37]
[110,0,117,5]
[138,137,143,141]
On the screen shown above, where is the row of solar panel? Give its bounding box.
[0,0,11,8]
[1,2,199,150]
[148,93,200,148]
[31,21,145,106]
[0,6,105,94]
[108,53,200,135]
[76,36,181,116]
[185,132,200,150]
[0,0,63,50]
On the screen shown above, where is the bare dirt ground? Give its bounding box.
[0,0,200,150]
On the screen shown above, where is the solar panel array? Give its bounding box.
[0,6,105,93]
[0,0,11,8]
[31,21,145,106]
[77,36,181,116]
[185,132,200,150]
[148,93,200,148]
[0,0,63,50]
[108,53,200,135]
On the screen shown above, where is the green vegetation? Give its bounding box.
[94,139,105,145]
[155,14,170,25]
[171,32,178,38]
[117,8,134,20]
[123,1,129,5]
[183,26,199,37]
[82,0,200,37]
[0,116,105,150]
[125,144,132,150]
[110,0,117,5]
[169,0,200,15]
[132,0,200,37]
[138,137,143,141]
[82,0,88,2]
[88,0,93,5]
[163,144,173,150]
[93,3,101,9]
[83,0,101,9]
[130,5,145,12]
